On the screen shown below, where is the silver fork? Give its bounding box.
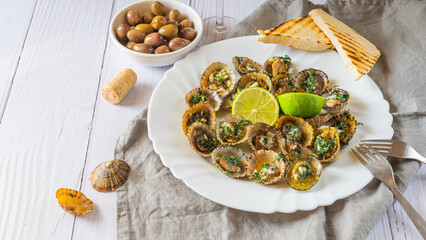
[352,143,426,238]
[361,139,426,164]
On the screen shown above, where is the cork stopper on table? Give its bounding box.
[102,68,137,104]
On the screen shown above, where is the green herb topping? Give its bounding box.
[304,70,319,93]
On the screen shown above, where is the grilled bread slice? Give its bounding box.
[257,16,333,52]
[309,8,381,80]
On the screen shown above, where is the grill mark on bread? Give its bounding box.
[272,17,306,35]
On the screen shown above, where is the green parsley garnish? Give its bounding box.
[314,135,336,158]
[334,120,348,132]
[304,70,318,93]
[190,91,207,104]
[297,164,313,179]
[195,134,217,151]
[187,112,209,126]
[223,156,240,167]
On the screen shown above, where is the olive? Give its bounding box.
[179,27,197,41]
[135,23,154,35]
[169,37,190,51]
[169,9,183,22]
[116,24,130,42]
[144,32,167,48]
[133,43,154,54]
[151,1,166,16]
[142,11,155,24]
[126,41,136,49]
[127,9,141,26]
[158,24,178,40]
[178,19,193,30]
[151,15,166,30]
[155,45,171,54]
[127,29,146,43]
[166,20,179,26]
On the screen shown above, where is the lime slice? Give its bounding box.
[232,87,279,125]
[277,93,325,118]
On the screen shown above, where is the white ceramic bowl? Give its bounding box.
[110,0,203,66]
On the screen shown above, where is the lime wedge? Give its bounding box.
[232,87,279,125]
[277,93,325,118]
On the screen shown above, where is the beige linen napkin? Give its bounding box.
[116,0,425,239]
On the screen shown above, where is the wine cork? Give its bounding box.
[102,68,137,104]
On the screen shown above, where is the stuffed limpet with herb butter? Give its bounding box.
[323,86,350,115]
[275,115,314,147]
[232,56,265,75]
[200,62,237,98]
[237,73,272,92]
[248,123,285,153]
[246,150,286,185]
[211,147,246,178]
[285,155,322,191]
[294,68,329,94]
[326,110,361,146]
[182,102,216,135]
[188,122,220,157]
[185,87,222,111]
[313,126,340,163]
[263,55,294,77]
[216,115,251,146]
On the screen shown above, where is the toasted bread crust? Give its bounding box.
[309,9,381,80]
[257,16,333,52]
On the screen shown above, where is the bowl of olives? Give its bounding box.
[110,0,203,66]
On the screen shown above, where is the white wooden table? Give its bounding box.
[0,0,424,239]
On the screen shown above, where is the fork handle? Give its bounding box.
[388,183,426,238]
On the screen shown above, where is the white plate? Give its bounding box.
[147,36,393,213]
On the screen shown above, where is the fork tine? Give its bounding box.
[361,139,393,145]
[352,147,369,165]
[362,143,388,157]
[355,146,374,164]
[362,143,392,148]
[369,148,391,153]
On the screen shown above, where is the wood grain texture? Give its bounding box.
[0,0,424,239]
[0,0,114,239]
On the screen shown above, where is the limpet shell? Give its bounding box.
[200,62,237,98]
[89,159,131,192]
[326,111,358,145]
[323,87,350,115]
[56,188,93,215]
[313,126,340,163]
[188,122,220,157]
[182,102,216,135]
[264,56,294,77]
[232,56,265,75]
[185,87,222,111]
[246,150,286,185]
[293,68,329,94]
[275,115,314,147]
[248,122,285,153]
[306,113,331,129]
[216,115,251,146]
[211,147,246,178]
[237,73,272,92]
[285,155,322,191]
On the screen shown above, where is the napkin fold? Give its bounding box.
[117,0,425,239]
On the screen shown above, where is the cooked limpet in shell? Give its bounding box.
[323,86,350,115]
[294,68,329,94]
[248,123,285,153]
[56,188,93,215]
[185,87,222,111]
[182,102,216,135]
[211,147,246,178]
[272,75,301,95]
[232,56,265,75]
[275,115,314,147]
[220,90,237,109]
[263,56,294,77]
[285,155,322,191]
[282,139,313,159]
[188,122,220,157]
[237,73,272,92]
[246,150,286,185]
[326,110,359,146]
[216,115,251,146]
[313,126,340,163]
[89,159,130,192]
[306,113,331,129]
[200,62,237,98]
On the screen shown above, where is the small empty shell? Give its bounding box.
[89,159,131,192]
[56,188,93,215]
[246,150,286,185]
[185,87,222,111]
[211,147,246,178]
[285,155,322,191]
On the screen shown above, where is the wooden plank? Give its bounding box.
[0,0,114,239]
[0,0,38,120]
[366,212,393,240]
